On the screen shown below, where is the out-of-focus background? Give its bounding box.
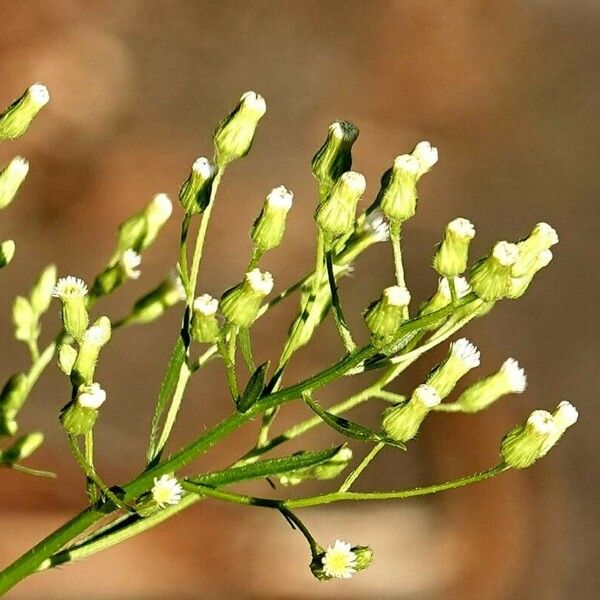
[0,1,598,598]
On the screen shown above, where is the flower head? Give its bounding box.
[52,276,88,299]
[364,209,390,243]
[28,83,50,108]
[322,539,357,579]
[152,474,183,508]
[193,293,218,316]
[246,268,274,295]
[500,358,527,393]
[266,185,293,210]
[450,338,481,369]
[77,382,106,410]
[412,140,439,178]
[121,249,142,280]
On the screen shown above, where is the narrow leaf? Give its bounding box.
[237,361,270,413]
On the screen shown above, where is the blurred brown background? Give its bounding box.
[0,1,598,598]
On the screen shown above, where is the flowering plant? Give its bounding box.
[0,84,577,592]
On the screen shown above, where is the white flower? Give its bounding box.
[266,185,293,210]
[365,209,390,243]
[384,286,411,307]
[240,91,266,116]
[152,474,183,508]
[6,156,29,179]
[527,410,556,435]
[193,293,218,316]
[150,193,173,221]
[412,140,439,176]
[413,384,441,409]
[192,157,214,179]
[121,249,141,280]
[340,171,366,195]
[322,539,357,579]
[438,276,471,300]
[450,338,480,369]
[28,83,50,107]
[52,276,88,299]
[246,268,273,295]
[554,401,578,429]
[448,217,475,239]
[500,358,527,393]
[77,383,106,410]
[492,241,519,267]
[393,154,420,175]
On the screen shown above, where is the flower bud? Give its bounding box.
[115,194,173,257]
[0,373,29,420]
[77,382,107,410]
[0,240,15,268]
[1,432,44,463]
[426,338,480,399]
[432,218,475,278]
[457,358,526,413]
[418,276,471,318]
[71,317,112,386]
[191,294,220,343]
[58,343,78,375]
[315,171,366,240]
[0,157,29,210]
[0,83,49,140]
[363,286,411,348]
[59,383,106,435]
[382,384,440,443]
[507,249,553,299]
[351,545,374,572]
[12,296,37,342]
[179,157,217,214]
[127,272,185,325]
[251,185,293,252]
[220,268,273,327]
[469,241,519,302]
[411,140,439,180]
[52,277,89,341]
[91,249,142,297]
[214,91,266,165]
[501,409,556,469]
[311,121,359,193]
[376,154,420,223]
[513,222,558,278]
[280,446,353,486]
[30,264,57,316]
[539,401,578,458]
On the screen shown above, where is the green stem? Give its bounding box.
[217,326,239,401]
[325,251,356,353]
[390,220,407,293]
[338,442,384,493]
[84,431,98,504]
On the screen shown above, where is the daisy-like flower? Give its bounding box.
[322,539,357,580]
[121,249,142,280]
[450,338,481,369]
[77,382,107,410]
[151,474,183,508]
[52,276,88,299]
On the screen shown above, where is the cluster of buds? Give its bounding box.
[219,268,273,328]
[310,539,373,580]
[363,286,411,348]
[179,157,217,215]
[501,402,578,469]
[426,338,480,399]
[251,185,294,253]
[214,91,266,165]
[0,83,49,140]
[382,384,441,443]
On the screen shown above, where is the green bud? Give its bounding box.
[71,317,112,386]
[214,91,266,165]
[1,432,44,463]
[425,338,480,399]
[418,276,471,320]
[0,84,49,140]
[52,276,89,341]
[469,241,519,302]
[30,264,57,315]
[0,416,17,437]
[191,294,220,343]
[126,272,185,325]
[376,154,420,223]
[501,409,556,469]
[352,546,374,572]
[382,384,440,442]
[0,239,15,268]
[411,140,439,180]
[513,223,558,278]
[179,157,217,214]
[12,296,38,342]
[432,218,475,277]
[91,249,141,297]
[60,402,98,436]
[363,286,410,348]
[114,194,173,257]
[251,186,293,252]
[457,358,526,413]
[0,156,29,210]
[507,249,553,299]
[280,446,353,486]
[219,268,273,328]
[315,171,366,240]
[58,343,78,375]
[0,373,29,418]
[311,121,359,193]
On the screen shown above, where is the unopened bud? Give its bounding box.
[191,294,220,343]
[251,185,293,252]
[382,384,440,442]
[91,249,142,297]
[52,277,89,341]
[58,343,78,376]
[507,249,553,299]
[0,240,15,268]
[214,91,266,165]
[71,317,112,386]
[457,358,526,412]
[351,545,374,572]
[363,286,410,348]
[433,218,475,278]
[77,382,106,410]
[280,446,353,486]
[470,241,519,301]
[1,432,44,463]
[127,272,185,325]
[315,171,366,240]
[0,157,29,210]
[411,141,439,180]
[418,276,471,319]
[220,268,273,327]
[0,84,49,140]
[426,338,480,399]
[0,373,29,419]
[179,157,217,214]
[376,154,420,223]
[513,223,558,277]
[501,409,556,469]
[538,401,578,458]
[30,264,57,316]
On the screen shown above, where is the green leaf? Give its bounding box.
[237,361,269,413]
[189,446,343,487]
[302,392,405,449]
[146,337,186,463]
